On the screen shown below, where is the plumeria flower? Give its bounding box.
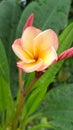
[12,14,73,73]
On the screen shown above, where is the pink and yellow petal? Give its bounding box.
[33,29,58,56]
[37,47,58,71]
[21,26,41,54]
[17,58,43,73]
[12,39,35,63]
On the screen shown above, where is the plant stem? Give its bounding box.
[19,68,24,94]
[23,77,37,97]
[2,112,5,129]
[11,93,24,130]
[11,72,38,130]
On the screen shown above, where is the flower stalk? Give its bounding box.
[11,71,38,130]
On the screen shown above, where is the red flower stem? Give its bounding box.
[19,68,24,95]
[11,69,24,130]
[23,77,37,97]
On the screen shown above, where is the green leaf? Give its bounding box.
[16,0,71,37]
[25,22,73,117]
[0,0,22,96]
[25,87,46,116]
[41,84,73,130]
[58,22,73,53]
[25,72,35,89]
[29,124,52,130]
[0,40,15,124]
[0,76,14,124]
[0,126,3,130]
[29,117,52,130]
[0,77,9,112]
[42,0,71,32]
[0,40,9,82]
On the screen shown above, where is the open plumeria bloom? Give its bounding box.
[12,26,58,72]
[12,14,73,73]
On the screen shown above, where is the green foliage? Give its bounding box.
[0,77,9,112]
[0,40,14,125]
[41,84,73,130]
[0,40,9,82]
[25,72,35,88]
[25,86,46,116]
[16,0,71,37]
[0,76,14,124]
[0,0,22,96]
[29,123,52,130]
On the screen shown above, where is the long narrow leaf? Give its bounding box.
[0,40,9,82]
[0,0,22,96]
[0,40,14,124]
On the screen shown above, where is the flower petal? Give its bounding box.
[17,59,43,73]
[37,47,58,71]
[21,26,41,55]
[33,29,58,56]
[23,13,34,31]
[58,47,73,61]
[12,39,35,63]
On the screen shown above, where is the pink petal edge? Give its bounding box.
[12,39,35,63]
[58,47,73,61]
[17,59,43,73]
[23,13,34,31]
